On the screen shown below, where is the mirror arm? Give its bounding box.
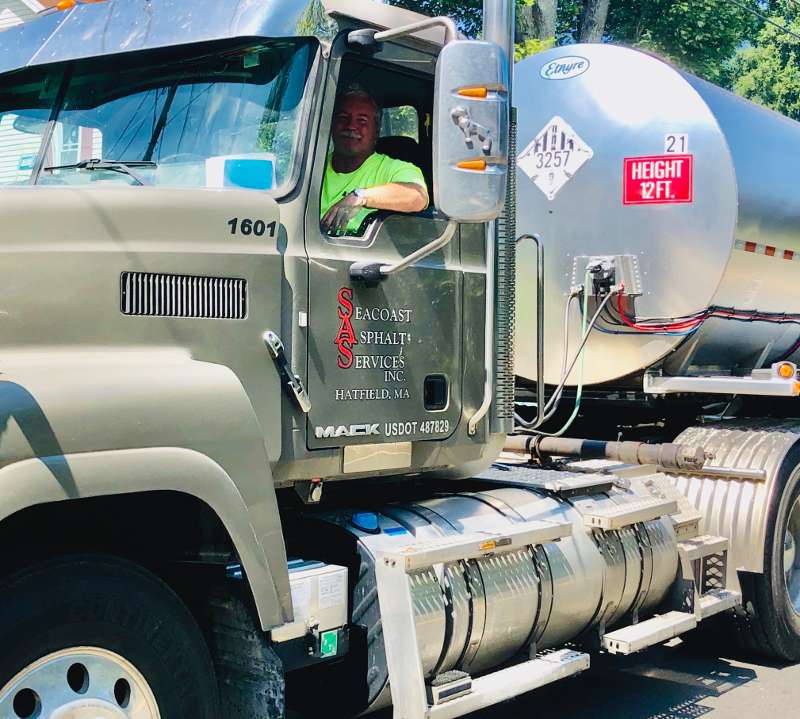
[350,221,457,286]
[347,16,458,48]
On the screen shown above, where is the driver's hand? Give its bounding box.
[322,192,365,234]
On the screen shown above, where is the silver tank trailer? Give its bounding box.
[514,43,800,386]
[294,480,678,714]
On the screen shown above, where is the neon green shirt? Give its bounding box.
[321,152,428,234]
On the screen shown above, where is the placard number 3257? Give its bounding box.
[227,217,277,237]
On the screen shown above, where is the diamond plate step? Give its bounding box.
[477,464,615,497]
[575,495,679,530]
[602,611,697,655]
[378,518,573,571]
[427,650,590,719]
[699,589,740,618]
[678,535,729,561]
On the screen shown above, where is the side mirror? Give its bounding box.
[433,40,509,223]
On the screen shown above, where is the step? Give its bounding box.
[477,464,615,497]
[376,519,573,571]
[602,611,697,654]
[578,496,679,531]
[698,589,740,619]
[678,535,729,561]
[426,650,590,719]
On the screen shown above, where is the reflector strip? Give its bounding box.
[458,87,489,99]
[736,239,800,262]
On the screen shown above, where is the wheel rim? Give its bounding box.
[785,495,800,615]
[0,647,160,718]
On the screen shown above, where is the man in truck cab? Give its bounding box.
[321,84,429,234]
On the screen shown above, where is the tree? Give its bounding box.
[733,8,800,119]
[387,0,607,58]
[389,0,764,85]
[604,0,761,84]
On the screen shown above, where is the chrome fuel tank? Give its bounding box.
[294,475,678,715]
[514,44,800,386]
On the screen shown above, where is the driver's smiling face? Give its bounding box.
[332,95,379,162]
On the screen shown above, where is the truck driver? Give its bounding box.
[321,85,429,235]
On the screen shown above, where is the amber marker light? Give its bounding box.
[457,87,489,99]
[56,0,76,9]
[779,363,795,379]
[457,159,487,172]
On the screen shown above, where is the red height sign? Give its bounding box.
[623,154,693,205]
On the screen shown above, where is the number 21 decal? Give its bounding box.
[227,217,277,237]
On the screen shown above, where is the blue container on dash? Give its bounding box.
[223,158,274,191]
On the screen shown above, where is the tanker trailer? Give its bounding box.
[514,43,800,405]
[510,43,800,661]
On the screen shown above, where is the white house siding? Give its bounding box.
[0,7,24,29]
[0,1,41,29]
[0,115,42,184]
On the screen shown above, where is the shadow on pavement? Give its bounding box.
[464,640,762,719]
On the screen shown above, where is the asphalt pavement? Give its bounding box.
[466,638,800,719]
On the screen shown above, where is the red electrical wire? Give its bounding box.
[615,290,705,332]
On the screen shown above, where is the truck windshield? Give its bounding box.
[0,39,316,192]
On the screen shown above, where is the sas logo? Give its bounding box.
[335,287,357,369]
[540,56,590,80]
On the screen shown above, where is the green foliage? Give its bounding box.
[515,36,555,61]
[733,9,800,119]
[604,0,762,84]
[389,0,483,37]
[381,106,419,140]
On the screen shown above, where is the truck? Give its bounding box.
[0,0,797,718]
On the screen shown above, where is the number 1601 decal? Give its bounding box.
[227,217,277,237]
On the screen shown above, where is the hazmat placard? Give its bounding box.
[518,115,594,201]
[623,154,693,205]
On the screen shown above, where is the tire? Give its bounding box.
[730,443,800,661]
[0,555,220,718]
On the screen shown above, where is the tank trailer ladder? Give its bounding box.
[364,520,588,719]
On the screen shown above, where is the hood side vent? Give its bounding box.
[120,272,247,320]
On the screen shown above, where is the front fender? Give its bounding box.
[0,354,290,629]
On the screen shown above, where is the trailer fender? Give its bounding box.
[670,422,800,591]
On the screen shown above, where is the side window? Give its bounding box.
[380,106,418,141]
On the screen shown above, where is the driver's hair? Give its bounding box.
[334,83,382,125]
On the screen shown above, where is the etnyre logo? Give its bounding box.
[540,56,590,80]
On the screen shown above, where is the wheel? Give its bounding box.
[0,555,220,718]
[732,444,800,660]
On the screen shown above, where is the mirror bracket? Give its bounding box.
[349,221,457,285]
[347,16,457,48]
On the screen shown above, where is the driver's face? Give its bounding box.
[332,95,379,160]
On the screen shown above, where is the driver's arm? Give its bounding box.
[359,182,428,213]
[322,182,428,233]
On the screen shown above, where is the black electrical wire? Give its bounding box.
[718,0,800,43]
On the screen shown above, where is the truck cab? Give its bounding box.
[0,2,515,716]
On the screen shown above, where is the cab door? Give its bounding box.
[303,50,463,461]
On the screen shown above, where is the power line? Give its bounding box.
[720,0,800,43]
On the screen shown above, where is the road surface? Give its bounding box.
[466,638,800,719]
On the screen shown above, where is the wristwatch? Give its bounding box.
[352,188,368,207]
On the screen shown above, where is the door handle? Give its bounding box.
[263,330,312,413]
